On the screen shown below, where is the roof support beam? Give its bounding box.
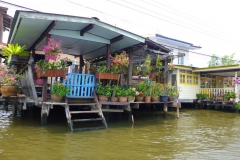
[50,29,110,44]
[29,20,56,51]
[80,24,94,36]
[110,35,123,44]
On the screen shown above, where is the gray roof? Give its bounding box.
[8,10,146,60]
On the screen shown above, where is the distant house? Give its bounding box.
[149,34,211,68]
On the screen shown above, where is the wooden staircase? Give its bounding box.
[64,73,108,131]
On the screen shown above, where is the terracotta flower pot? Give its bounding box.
[1,85,18,96]
[136,96,144,102]
[110,97,118,102]
[98,95,108,101]
[151,96,159,102]
[144,96,151,103]
[51,94,63,102]
[119,96,127,103]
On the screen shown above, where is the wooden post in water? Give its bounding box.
[163,103,167,117]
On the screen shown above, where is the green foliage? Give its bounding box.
[168,86,181,97]
[135,79,148,95]
[196,93,208,100]
[208,53,236,67]
[221,53,235,66]
[114,85,128,98]
[96,82,112,97]
[235,103,240,110]
[151,83,161,96]
[141,54,151,75]
[126,87,136,97]
[2,43,29,62]
[52,82,70,96]
[36,58,69,70]
[223,92,236,99]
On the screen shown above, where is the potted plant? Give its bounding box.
[0,64,24,96]
[95,63,120,81]
[235,102,240,113]
[156,55,163,72]
[96,82,112,101]
[135,80,147,102]
[157,83,169,102]
[126,87,137,102]
[141,54,151,76]
[1,43,30,63]
[196,93,208,103]
[115,86,128,102]
[151,83,161,102]
[168,85,180,101]
[223,92,236,101]
[51,82,70,102]
[35,57,70,78]
[167,63,175,74]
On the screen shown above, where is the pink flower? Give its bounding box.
[136,91,139,95]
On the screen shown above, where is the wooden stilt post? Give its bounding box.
[163,103,168,117]
[127,52,133,87]
[106,44,111,69]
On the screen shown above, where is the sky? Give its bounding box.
[2,0,240,60]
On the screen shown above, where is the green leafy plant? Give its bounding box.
[224,92,236,99]
[36,57,70,70]
[150,83,161,96]
[141,54,151,75]
[126,87,137,97]
[196,93,208,100]
[156,55,163,69]
[51,82,70,96]
[135,79,148,96]
[168,85,181,97]
[1,43,29,62]
[96,82,112,97]
[115,86,128,98]
[235,103,240,110]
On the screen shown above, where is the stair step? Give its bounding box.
[73,126,106,131]
[70,110,99,114]
[71,118,102,122]
[68,103,98,106]
[101,109,124,112]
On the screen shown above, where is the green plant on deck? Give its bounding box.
[52,82,70,96]
[96,82,112,97]
[235,103,240,110]
[223,92,236,100]
[196,93,208,100]
[114,85,128,98]
[1,43,29,62]
[168,85,181,97]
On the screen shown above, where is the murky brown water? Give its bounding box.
[1,107,240,160]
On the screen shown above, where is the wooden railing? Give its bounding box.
[200,88,234,98]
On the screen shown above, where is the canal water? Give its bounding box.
[1,106,240,160]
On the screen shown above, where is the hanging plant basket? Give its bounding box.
[36,69,67,78]
[169,70,173,74]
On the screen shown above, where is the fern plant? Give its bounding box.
[1,43,29,62]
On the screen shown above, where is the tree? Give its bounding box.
[208,54,220,67]
[221,53,235,66]
[208,53,236,67]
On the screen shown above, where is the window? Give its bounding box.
[187,75,192,84]
[180,74,185,83]
[179,69,199,86]
[194,76,199,85]
[178,52,184,65]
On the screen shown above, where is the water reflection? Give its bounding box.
[1,108,240,159]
